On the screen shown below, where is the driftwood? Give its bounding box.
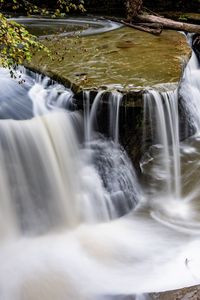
[107,13,200,35]
[106,16,162,35]
[136,14,200,34]
[122,20,162,35]
[135,22,163,29]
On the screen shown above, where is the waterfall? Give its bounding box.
[179,49,200,133]
[82,90,140,217]
[83,90,123,144]
[1,34,200,300]
[0,69,140,236]
[83,90,91,143]
[109,92,122,144]
[143,89,181,199]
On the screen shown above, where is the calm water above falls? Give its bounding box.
[1,38,200,300]
[26,17,190,89]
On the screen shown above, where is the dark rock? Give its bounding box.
[192,33,200,63]
[74,89,145,174]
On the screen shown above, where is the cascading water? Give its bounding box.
[82,90,139,217]
[179,36,200,133]
[108,92,122,144]
[1,34,200,300]
[143,89,181,199]
[83,90,122,144]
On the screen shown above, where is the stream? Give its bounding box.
[15,16,190,89]
[0,17,200,300]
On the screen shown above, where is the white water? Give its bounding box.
[83,89,139,217]
[179,49,200,132]
[143,89,181,198]
[109,92,122,144]
[84,89,122,144]
[1,39,200,300]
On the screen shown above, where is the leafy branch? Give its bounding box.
[0,0,85,69]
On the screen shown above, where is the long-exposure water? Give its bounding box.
[0,35,200,300]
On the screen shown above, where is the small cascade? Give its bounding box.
[109,92,122,144]
[89,138,140,216]
[83,90,123,144]
[143,89,181,198]
[2,34,200,300]
[0,111,132,235]
[87,90,104,142]
[0,112,82,236]
[179,47,200,133]
[0,68,141,239]
[0,67,74,120]
[82,90,140,216]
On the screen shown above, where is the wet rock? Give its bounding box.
[74,89,145,174]
[151,284,200,300]
[24,64,80,94]
[192,33,200,63]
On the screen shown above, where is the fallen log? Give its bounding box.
[135,22,163,29]
[136,14,200,34]
[122,20,162,35]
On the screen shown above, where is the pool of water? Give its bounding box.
[12,17,122,37]
[24,17,190,89]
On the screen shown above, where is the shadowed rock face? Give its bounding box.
[74,90,144,174]
[193,34,200,63]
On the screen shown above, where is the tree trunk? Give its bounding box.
[136,14,200,34]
